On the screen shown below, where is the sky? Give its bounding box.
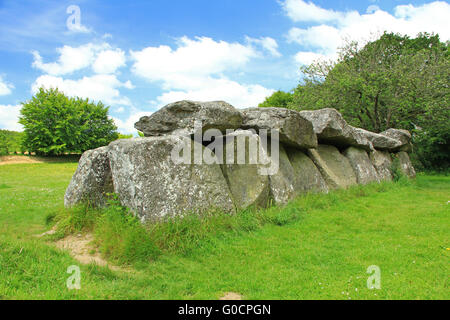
[0,0,449,134]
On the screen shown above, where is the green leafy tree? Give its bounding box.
[261,32,449,170]
[117,133,133,139]
[19,88,119,155]
[258,90,294,108]
[0,130,25,155]
[296,32,449,133]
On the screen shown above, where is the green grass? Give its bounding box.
[0,162,449,299]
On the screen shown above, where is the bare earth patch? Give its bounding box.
[54,233,123,271]
[0,156,45,165]
[219,292,243,300]
[0,155,80,166]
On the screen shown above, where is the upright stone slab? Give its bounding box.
[300,108,373,151]
[135,100,243,137]
[370,150,393,181]
[307,144,357,189]
[343,147,380,185]
[286,148,328,194]
[396,151,416,178]
[64,146,113,207]
[108,136,235,221]
[220,130,271,210]
[241,107,317,149]
[381,129,413,152]
[266,143,296,205]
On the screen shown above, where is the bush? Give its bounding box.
[19,88,118,156]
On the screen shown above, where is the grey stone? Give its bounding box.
[220,130,271,210]
[241,107,317,149]
[343,147,380,185]
[266,143,297,205]
[64,146,113,207]
[307,144,358,189]
[135,100,243,137]
[352,127,402,151]
[300,108,372,151]
[286,148,328,194]
[396,151,416,178]
[108,136,235,221]
[381,128,413,152]
[369,150,393,181]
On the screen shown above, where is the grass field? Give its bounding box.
[0,161,448,299]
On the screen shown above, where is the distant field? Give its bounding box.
[0,161,448,299]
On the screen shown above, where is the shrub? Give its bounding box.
[19,88,118,156]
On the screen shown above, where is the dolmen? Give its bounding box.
[65,101,416,222]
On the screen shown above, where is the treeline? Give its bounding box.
[0,130,24,155]
[260,32,449,171]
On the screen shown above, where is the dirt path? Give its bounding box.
[54,233,124,272]
[0,156,45,165]
[0,155,80,165]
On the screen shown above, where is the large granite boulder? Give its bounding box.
[241,107,317,149]
[396,151,416,179]
[300,108,372,151]
[65,146,113,207]
[286,148,328,194]
[343,147,380,185]
[108,136,235,221]
[307,144,358,189]
[219,130,271,210]
[352,127,402,151]
[135,100,243,137]
[369,150,393,181]
[381,129,412,152]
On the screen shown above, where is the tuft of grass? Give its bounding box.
[52,205,101,239]
[94,197,161,265]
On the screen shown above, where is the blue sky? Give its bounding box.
[0,0,449,134]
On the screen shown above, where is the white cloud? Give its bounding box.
[284,1,450,65]
[130,36,274,108]
[130,36,257,84]
[282,0,345,23]
[156,77,274,109]
[32,42,127,76]
[93,49,126,74]
[246,36,282,57]
[0,104,22,131]
[0,76,14,96]
[113,110,152,135]
[32,74,134,107]
[294,51,335,65]
[287,25,341,54]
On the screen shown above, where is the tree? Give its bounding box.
[0,130,24,155]
[19,88,119,155]
[261,32,449,170]
[258,90,294,109]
